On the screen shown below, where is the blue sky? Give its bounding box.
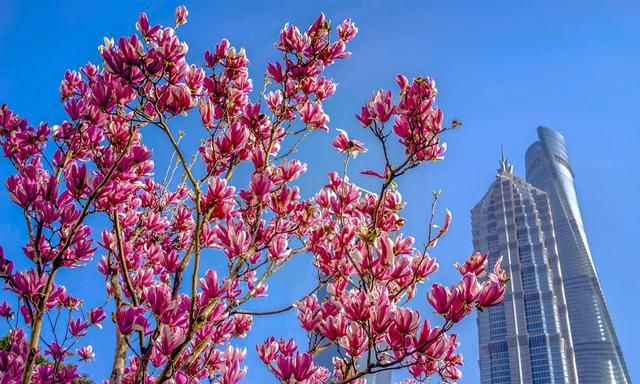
[1,1,638,382]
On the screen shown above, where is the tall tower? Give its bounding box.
[526,127,630,384]
[471,150,578,384]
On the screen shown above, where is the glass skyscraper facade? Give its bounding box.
[526,127,630,384]
[472,153,578,384]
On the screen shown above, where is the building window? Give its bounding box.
[529,336,552,384]
[489,341,511,384]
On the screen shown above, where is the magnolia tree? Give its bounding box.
[0,6,507,384]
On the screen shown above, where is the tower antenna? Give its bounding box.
[498,145,514,174]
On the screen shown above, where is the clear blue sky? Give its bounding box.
[1,1,638,382]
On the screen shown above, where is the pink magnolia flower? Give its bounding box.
[369,289,394,333]
[77,345,95,361]
[6,174,38,208]
[412,253,439,279]
[257,337,280,364]
[428,283,454,314]
[299,101,329,131]
[268,233,290,262]
[265,90,286,116]
[115,306,148,334]
[161,250,180,273]
[445,290,473,323]
[393,307,421,335]
[288,352,318,381]
[368,89,395,122]
[199,269,225,302]
[0,301,13,318]
[374,232,395,266]
[310,77,336,100]
[278,338,298,357]
[88,307,106,328]
[231,314,253,337]
[20,305,32,324]
[69,318,89,337]
[0,247,13,275]
[144,284,172,316]
[327,40,350,62]
[457,273,481,303]
[201,177,236,219]
[175,5,188,26]
[266,62,286,83]
[220,363,246,384]
[332,129,367,157]
[276,23,310,53]
[185,64,204,92]
[454,251,488,276]
[272,355,294,381]
[396,74,409,91]
[199,97,215,127]
[65,163,90,199]
[340,323,368,357]
[136,12,160,40]
[157,325,186,356]
[356,105,373,127]
[158,84,194,115]
[214,222,251,259]
[337,18,358,41]
[442,209,452,233]
[479,280,505,308]
[295,295,321,331]
[249,172,273,199]
[307,13,328,39]
[319,314,348,341]
[341,290,368,321]
[45,341,72,362]
[10,269,46,298]
[489,256,509,285]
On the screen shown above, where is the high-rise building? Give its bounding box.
[526,127,630,384]
[472,151,579,384]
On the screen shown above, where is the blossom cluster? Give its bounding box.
[0,6,505,384]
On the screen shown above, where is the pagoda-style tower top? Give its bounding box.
[498,145,514,175]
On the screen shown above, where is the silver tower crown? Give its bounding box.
[498,145,514,175]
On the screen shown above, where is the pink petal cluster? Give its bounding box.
[428,253,507,320]
[357,75,448,165]
[0,6,502,384]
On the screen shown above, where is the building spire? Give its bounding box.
[498,145,514,175]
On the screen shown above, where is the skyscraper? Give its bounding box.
[526,127,630,384]
[472,151,578,384]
